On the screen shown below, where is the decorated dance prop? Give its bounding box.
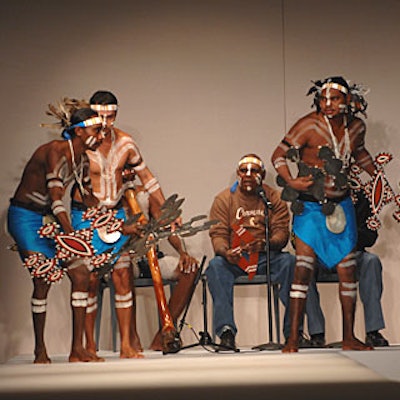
[348,153,400,230]
[278,145,348,220]
[231,223,259,280]
[278,147,399,232]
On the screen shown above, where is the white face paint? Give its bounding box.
[326,87,331,106]
[238,176,252,191]
[85,136,97,148]
[246,164,252,176]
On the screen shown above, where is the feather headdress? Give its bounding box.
[307,77,369,117]
[40,97,90,130]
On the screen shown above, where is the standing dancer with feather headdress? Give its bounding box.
[271,76,376,353]
[7,104,105,363]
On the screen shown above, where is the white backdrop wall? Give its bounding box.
[0,0,399,363]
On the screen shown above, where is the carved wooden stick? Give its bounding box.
[124,188,175,333]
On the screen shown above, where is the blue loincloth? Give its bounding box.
[7,205,56,260]
[71,207,129,263]
[293,196,357,268]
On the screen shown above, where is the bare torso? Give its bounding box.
[83,128,141,208]
[276,111,367,199]
[13,140,76,208]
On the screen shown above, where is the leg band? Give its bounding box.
[296,255,315,270]
[86,296,97,314]
[31,298,47,313]
[290,283,309,299]
[113,254,131,270]
[340,282,358,298]
[337,253,356,269]
[115,292,133,309]
[67,258,92,272]
[71,291,88,307]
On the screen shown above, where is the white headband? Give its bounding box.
[70,116,103,129]
[90,104,118,112]
[322,82,348,94]
[238,156,265,170]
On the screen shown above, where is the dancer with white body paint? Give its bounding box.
[7,107,105,363]
[271,76,376,352]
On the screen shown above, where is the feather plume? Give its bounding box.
[40,97,90,130]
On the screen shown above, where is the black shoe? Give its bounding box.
[309,333,326,348]
[297,333,326,348]
[365,331,389,347]
[284,332,313,348]
[219,329,237,351]
[298,333,312,348]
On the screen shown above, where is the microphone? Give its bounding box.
[256,185,272,209]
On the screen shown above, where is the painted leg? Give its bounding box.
[129,280,143,352]
[113,264,143,358]
[85,273,99,355]
[337,254,373,351]
[67,263,104,362]
[282,296,307,353]
[283,244,315,353]
[32,278,51,364]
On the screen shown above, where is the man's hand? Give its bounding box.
[178,252,198,273]
[170,216,182,233]
[287,175,314,191]
[121,223,143,237]
[225,247,242,265]
[242,239,266,254]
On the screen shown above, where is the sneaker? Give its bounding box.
[219,329,237,351]
[365,331,389,347]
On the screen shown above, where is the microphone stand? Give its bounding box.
[252,186,283,351]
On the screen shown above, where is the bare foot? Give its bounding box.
[69,348,105,362]
[120,345,144,359]
[342,337,374,351]
[85,347,106,361]
[34,350,51,364]
[282,343,299,353]
[131,335,144,353]
[150,331,163,351]
[85,344,97,354]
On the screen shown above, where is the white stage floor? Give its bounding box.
[1,346,400,400]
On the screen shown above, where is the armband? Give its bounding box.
[47,178,63,189]
[144,177,160,194]
[273,156,287,170]
[133,160,146,171]
[51,200,66,216]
